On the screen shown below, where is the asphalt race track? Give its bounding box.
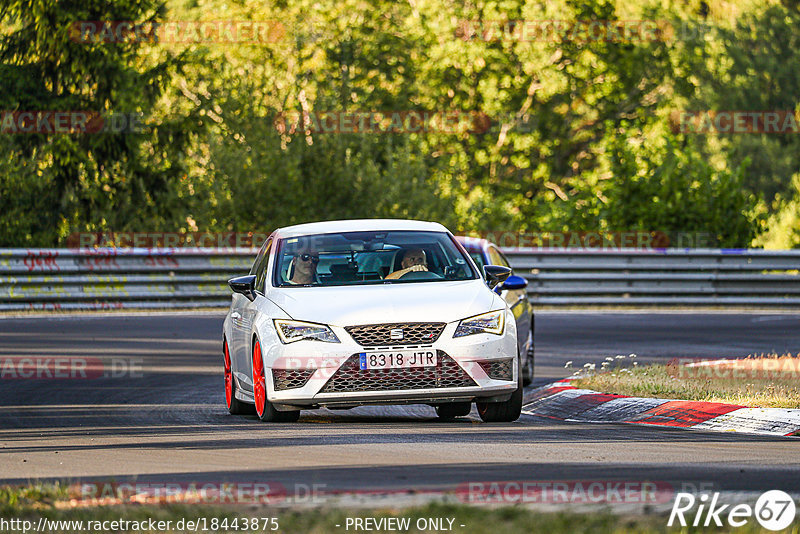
[1,311,799,502]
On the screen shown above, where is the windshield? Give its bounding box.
[272,230,479,287]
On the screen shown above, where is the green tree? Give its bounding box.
[0,0,202,245]
[0,0,783,248]
[679,2,800,203]
[599,134,761,247]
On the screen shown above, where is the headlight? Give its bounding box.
[274,320,340,344]
[453,310,505,337]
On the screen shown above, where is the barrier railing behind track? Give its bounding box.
[1,248,799,310]
[0,248,254,311]
[505,248,800,306]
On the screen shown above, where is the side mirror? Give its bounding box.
[500,274,528,291]
[483,265,511,290]
[228,274,257,301]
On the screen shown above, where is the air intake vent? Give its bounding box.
[320,351,476,393]
[478,359,513,381]
[272,369,315,391]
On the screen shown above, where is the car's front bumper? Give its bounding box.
[262,320,518,410]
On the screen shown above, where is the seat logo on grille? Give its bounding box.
[390,328,404,340]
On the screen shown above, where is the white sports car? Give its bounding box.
[222,219,522,422]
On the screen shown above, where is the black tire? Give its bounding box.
[229,376,256,415]
[258,402,301,423]
[522,332,535,387]
[476,357,523,422]
[435,402,472,419]
[224,338,255,415]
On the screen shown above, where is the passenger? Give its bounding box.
[385,248,428,280]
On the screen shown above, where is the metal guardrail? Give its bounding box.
[507,248,800,306]
[0,248,253,311]
[1,248,799,310]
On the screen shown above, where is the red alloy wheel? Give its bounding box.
[223,340,233,409]
[252,341,267,417]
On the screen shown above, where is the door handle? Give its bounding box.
[231,312,242,320]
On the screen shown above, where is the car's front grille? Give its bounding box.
[478,359,514,381]
[345,322,446,347]
[272,369,315,391]
[320,351,476,393]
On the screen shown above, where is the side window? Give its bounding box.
[249,241,267,275]
[497,249,513,270]
[487,246,509,268]
[250,238,272,293]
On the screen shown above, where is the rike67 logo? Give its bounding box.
[669,490,797,530]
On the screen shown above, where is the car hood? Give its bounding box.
[266,280,503,326]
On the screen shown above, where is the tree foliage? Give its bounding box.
[1,0,796,247]
[0,0,201,245]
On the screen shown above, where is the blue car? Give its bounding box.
[455,236,534,386]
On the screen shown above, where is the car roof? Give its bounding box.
[454,235,491,252]
[274,219,449,239]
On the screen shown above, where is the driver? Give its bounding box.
[287,252,319,285]
[385,248,428,280]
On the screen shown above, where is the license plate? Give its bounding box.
[359,350,437,370]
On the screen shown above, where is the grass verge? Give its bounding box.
[571,356,800,408]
